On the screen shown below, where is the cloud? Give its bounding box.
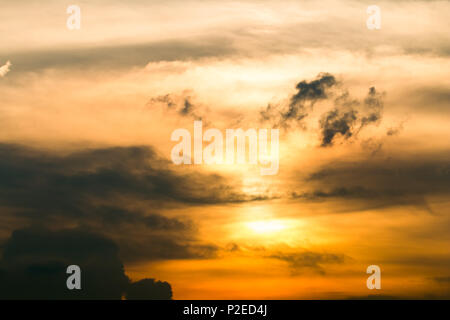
[283,73,337,122]
[0,227,174,299]
[125,279,172,300]
[360,87,384,129]
[319,109,357,147]
[292,186,376,200]
[293,155,450,212]
[433,276,450,283]
[0,144,257,212]
[0,143,245,262]
[2,39,234,73]
[259,74,385,146]
[261,73,337,127]
[0,227,129,299]
[319,87,384,147]
[398,86,450,114]
[0,60,11,77]
[270,251,346,275]
[147,92,203,120]
[387,122,405,136]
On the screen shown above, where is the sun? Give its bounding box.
[247,220,286,234]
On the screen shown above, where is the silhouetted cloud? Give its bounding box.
[125,279,172,300]
[387,126,403,136]
[0,143,241,262]
[319,109,357,146]
[147,92,203,120]
[293,155,450,212]
[0,144,257,212]
[319,87,384,146]
[292,186,376,200]
[0,227,129,299]
[360,87,384,129]
[260,75,385,146]
[0,227,174,299]
[270,251,346,275]
[283,73,337,122]
[261,73,337,127]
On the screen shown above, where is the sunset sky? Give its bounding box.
[0,0,449,299]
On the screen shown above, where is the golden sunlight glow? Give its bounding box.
[247,220,286,234]
[1,0,449,301]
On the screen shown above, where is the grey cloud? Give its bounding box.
[319,87,384,147]
[434,276,450,283]
[360,87,384,128]
[292,186,376,200]
[147,93,203,120]
[0,38,234,75]
[270,251,346,275]
[398,86,450,114]
[0,143,247,262]
[319,109,357,147]
[284,73,337,121]
[0,144,256,211]
[387,122,405,136]
[294,155,450,212]
[260,75,384,147]
[261,73,337,127]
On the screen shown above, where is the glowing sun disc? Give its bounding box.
[247,220,286,234]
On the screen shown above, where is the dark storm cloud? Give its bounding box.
[0,227,173,299]
[293,155,450,212]
[0,143,260,261]
[270,251,346,275]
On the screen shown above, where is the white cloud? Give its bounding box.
[0,60,11,77]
